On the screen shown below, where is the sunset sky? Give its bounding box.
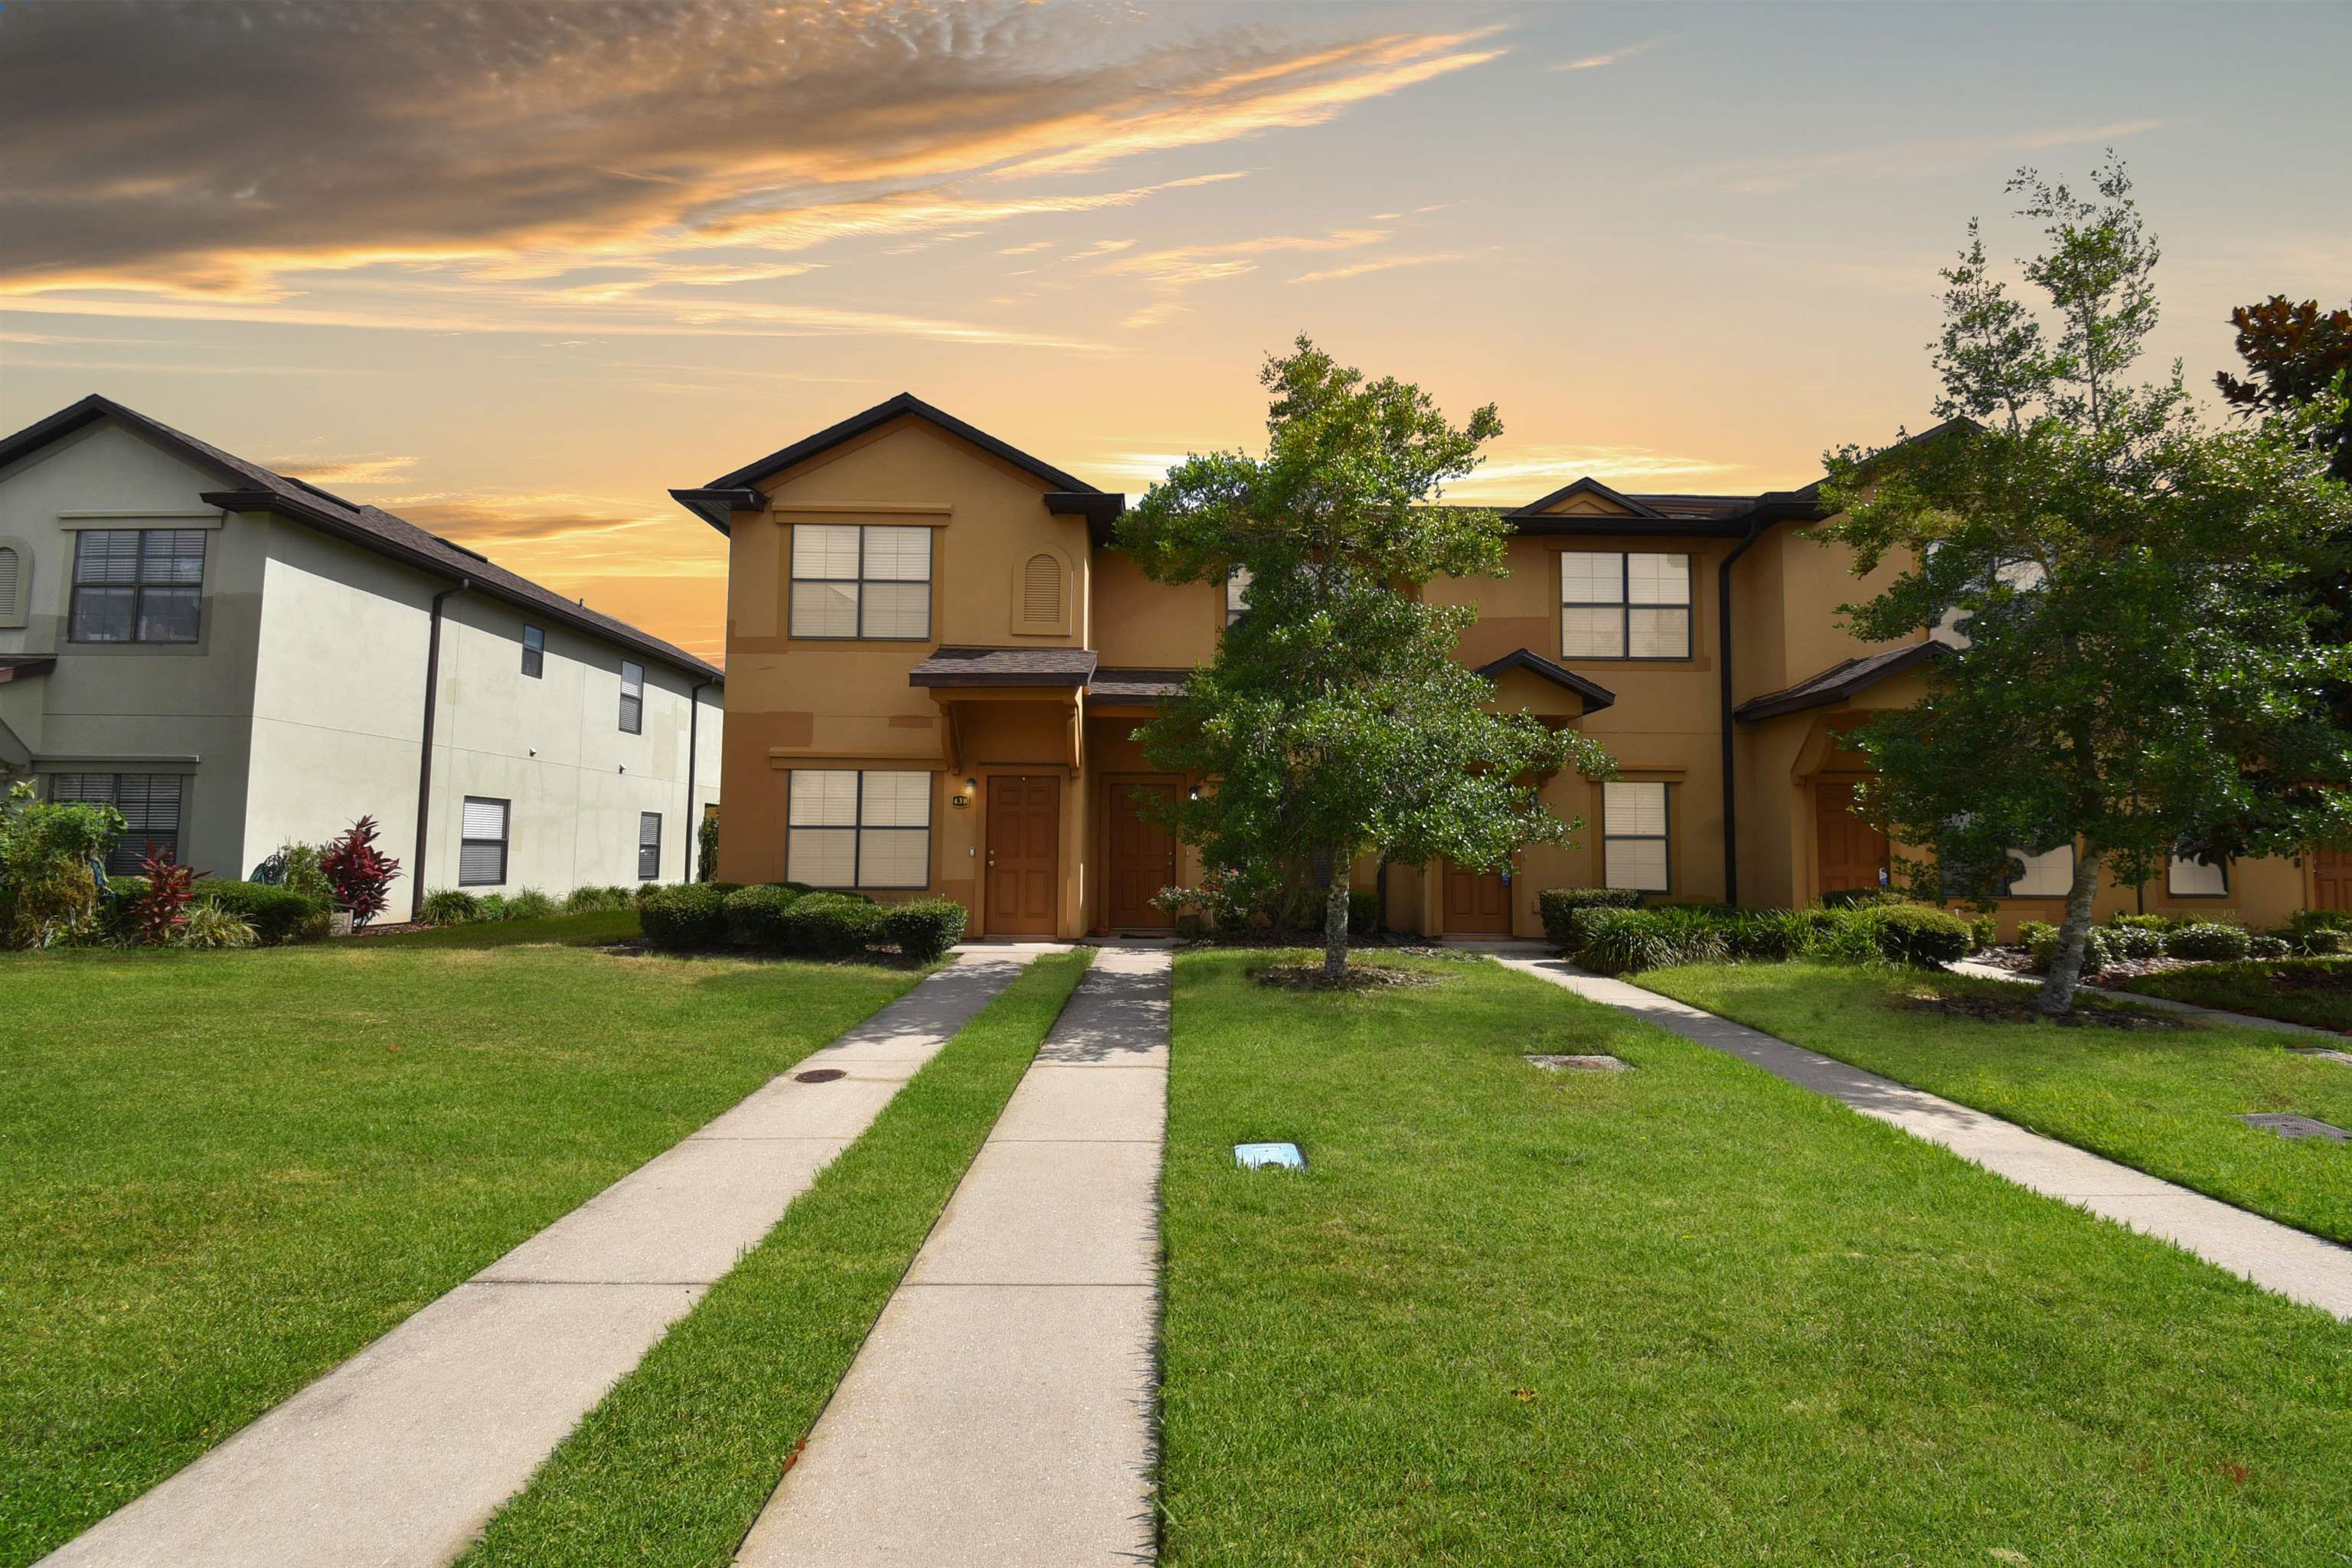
[3,1,2346,663]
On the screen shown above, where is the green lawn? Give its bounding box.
[460,949,1092,1568]
[2112,956,2352,1034]
[0,939,922,1566]
[1159,949,2351,1566]
[1642,961,2352,1245]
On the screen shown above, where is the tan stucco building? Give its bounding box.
[678,394,2345,941]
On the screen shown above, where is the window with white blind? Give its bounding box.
[1602,780,1670,892]
[49,773,183,875]
[618,662,643,733]
[789,524,932,639]
[521,625,544,678]
[2167,851,2228,897]
[70,528,205,643]
[2003,844,2075,897]
[787,769,931,889]
[1560,551,1691,661]
[459,796,509,886]
[638,812,662,880]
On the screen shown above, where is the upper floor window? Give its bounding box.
[1560,551,1690,661]
[521,625,544,678]
[51,772,183,875]
[619,662,644,733]
[70,528,204,644]
[1225,566,1252,627]
[790,524,931,640]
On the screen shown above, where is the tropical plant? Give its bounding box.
[320,815,402,926]
[123,844,201,946]
[0,782,124,948]
[503,888,556,920]
[1119,338,1613,982]
[201,881,335,944]
[419,889,482,926]
[176,900,258,949]
[1815,160,2352,1014]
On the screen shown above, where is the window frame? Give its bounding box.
[521,625,544,679]
[48,771,185,875]
[1602,779,1671,893]
[788,524,934,642]
[459,795,511,887]
[786,769,933,891]
[1558,550,1694,663]
[2000,842,2076,899]
[2167,850,2230,898]
[638,811,662,881]
[68,528,206,645]
[618,661,643,734]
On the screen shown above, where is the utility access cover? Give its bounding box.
[1234,1142,1306,1171]
[2240,1112,2349,1142]
[1526,1054,1631,1072]
[795,1068,848,1083]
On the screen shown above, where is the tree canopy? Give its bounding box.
[1817,160,2352,1013]
[1117,338,1612,980]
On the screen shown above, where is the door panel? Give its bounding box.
[2314,848,2352,912]
[985,776,1060,935]
[1815,780,1890,895]
[1106,782,1178,929]
[1442,860,1511,934]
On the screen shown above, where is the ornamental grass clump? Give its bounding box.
[1571,906,1732,974]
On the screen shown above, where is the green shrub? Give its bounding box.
[723,884,802,950]
[1572,906,1731,974]
[1350,888,1383,936]
[199,881,336,945]
[2109,912,2180,934]
[501,888,557,920]
[1862,904,1974,967]
[419,889,482,926]
[2166,922,2251,962]
[2105,922,2168,961]
[1966,913,1998,952]
[639,884,730,949]
[564,884,632,913]
[176,901,258,949]
[783,892,884,959]
[0,781,122,948]
[473,893,510,921]
[1818,886,1907,910]
[1537,887,1643,947]
[632,882,666,909]
[2030,924,2115,976]
[1722,907,1822,962]
[2285,907,2352,936]
[2249,933,2293,959]
[2299,929,2350,956]
[880,897,969,961]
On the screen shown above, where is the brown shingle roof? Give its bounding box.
[0,395,721,682]
[909,645,1098,687]
[1733,641,1944,723]
[1086,668,1190,702]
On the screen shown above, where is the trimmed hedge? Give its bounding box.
[724,884,804,951]
[1863,903,1973,967]
[1537,886,1643,946]
[2167,922,2251,962]
[880,897,968,961]
[1566,900,1972,975]
[196,881,334,945]
[640,884,730,949]
[784,893,884,959]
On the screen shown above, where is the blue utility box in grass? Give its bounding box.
[1233,1142,1306,1171]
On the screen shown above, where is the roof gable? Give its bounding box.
[702,393,1101,497]
[1512,477,1664,520]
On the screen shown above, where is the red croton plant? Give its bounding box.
[321,815,402,926]
[126,844,201,946]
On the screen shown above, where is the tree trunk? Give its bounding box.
[1322,862,1351,982]
[2036,845,2103,1015]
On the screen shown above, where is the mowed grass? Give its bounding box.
[460,949,1092,1568]
[2113,956,2352,1034]
[1643,961,2352,1244]
[0,940,922,1566]
[1159,949,2352,1567]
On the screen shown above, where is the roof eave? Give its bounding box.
[668,487,764,537]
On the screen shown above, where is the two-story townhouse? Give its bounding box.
[676,392,2342,941]
[0,396,722,914]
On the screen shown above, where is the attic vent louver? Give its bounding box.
[1022,553,1060,625]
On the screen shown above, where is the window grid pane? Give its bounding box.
[859,771,931,827]
[1560,551,1625,604]
[1627,607,1690,659]
[790,524,861,579]
[1561,606,1625,658]
[787,827,855,887]
[2005,845,2075,898]
[1626,552,1688,604]
[860,581,929,639]
[861,527,931,581]
[857,828,929,889]
[789,770,859,827]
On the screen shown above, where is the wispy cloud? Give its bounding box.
[1693,118,2164,194]
[1290,251,1465,284]
[1448,445,1746,501]
[1106,228,1390,325]
[1549,38,1661,72]
[266,453,421,485]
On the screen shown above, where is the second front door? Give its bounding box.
[986,775,1060,936]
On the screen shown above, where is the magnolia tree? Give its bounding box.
[1818,160,2352,1014]
[1119,338,1614,982]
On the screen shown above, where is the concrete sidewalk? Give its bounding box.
[1499,956,2352,1321]
[41,948,1056,1568]
[738,942,1171,1568]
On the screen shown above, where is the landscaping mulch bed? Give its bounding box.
[1252,961,1442,991]
[1893,990,2190,1031]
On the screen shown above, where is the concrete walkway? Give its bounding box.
[738,942,1171,1568]
[41,947,1057,1568]
[1949,956,2344,1037]
[1498,956,2352,1321]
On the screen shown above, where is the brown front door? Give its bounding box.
[2314,848,2352,912]
[1106,781,1178,929]
[985,775,1060,935]
[1816,780,1890,895]
[1443,859,1511,934]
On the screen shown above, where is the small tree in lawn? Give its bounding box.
[1818,159,2352,1014]
[1119,337,1615,982]
[320,815,402,926]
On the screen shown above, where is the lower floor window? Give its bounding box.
[1602,780,1670,892]
[639,812,662,880]
[2167,851,2228,897]
[50,772,182,875]
[787,769,931,889]
[2003,844,2075,897]
[459,796,510,886]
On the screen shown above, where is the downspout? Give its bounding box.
[410,579,467,920]
[1717,521,1767,907]
[685,677,714,881]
